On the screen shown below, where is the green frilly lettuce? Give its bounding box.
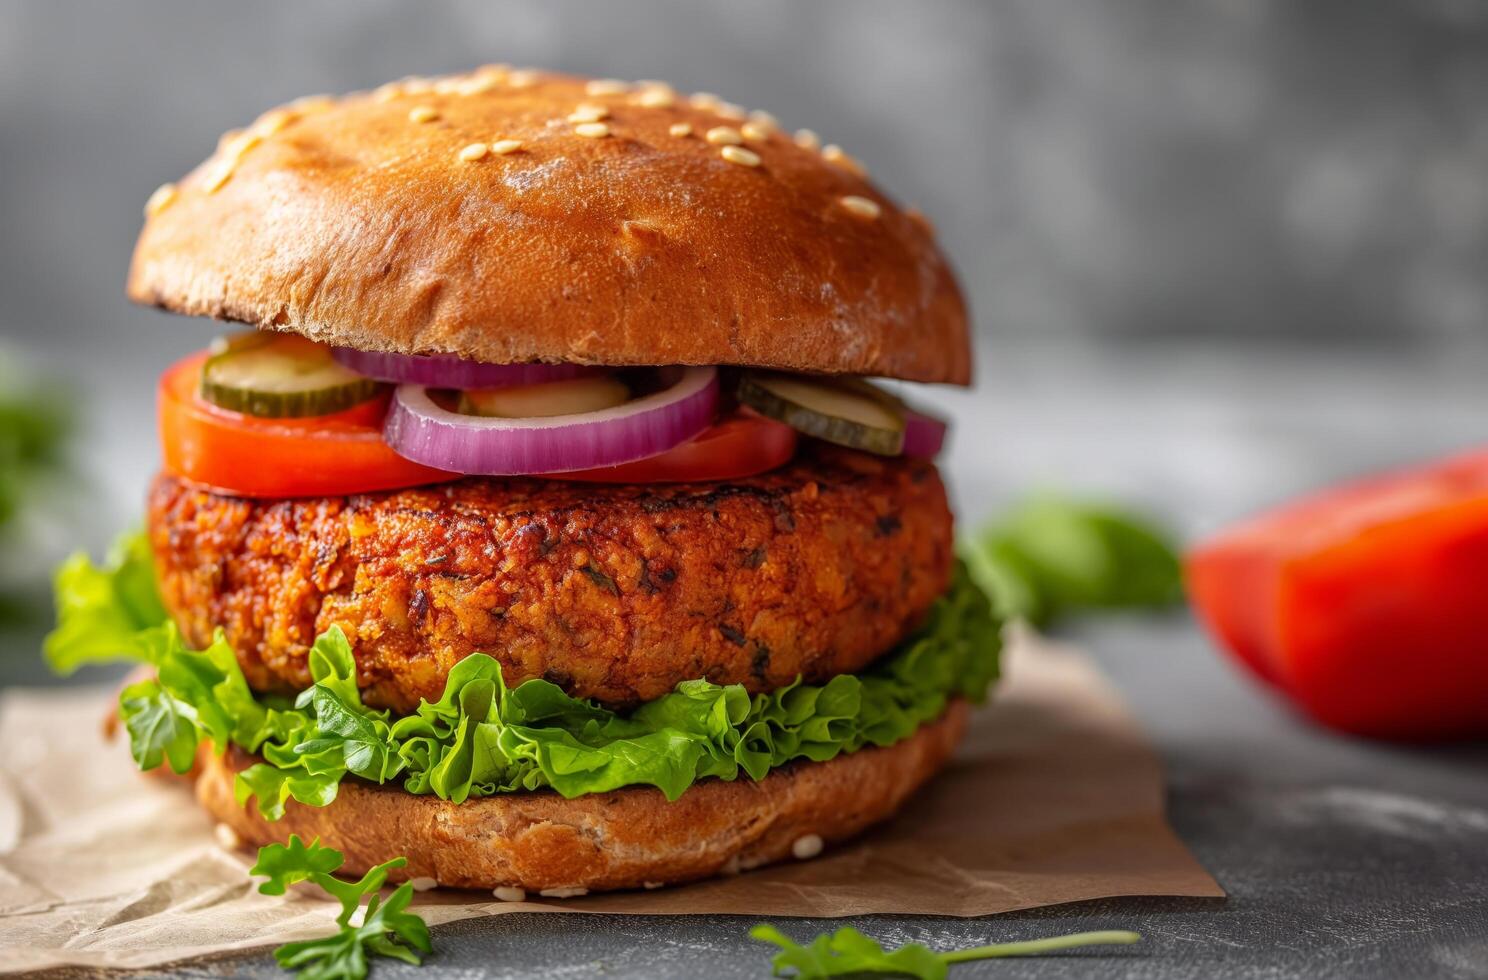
[47,531,1002,820]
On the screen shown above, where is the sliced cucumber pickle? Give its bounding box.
[456,375,631,418]
[200,331,383,418]
[737,372,905,455]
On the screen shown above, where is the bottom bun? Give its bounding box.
[196,700,968,893]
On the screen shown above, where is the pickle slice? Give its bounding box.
[737,372,905,455]
[456,375,631,418]
[200,331,383,418]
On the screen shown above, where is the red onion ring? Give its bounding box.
[332,348,598,388]
[384,368,720,475]
[902,407,948,458]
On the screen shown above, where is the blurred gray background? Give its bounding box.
[1,0,1486,563]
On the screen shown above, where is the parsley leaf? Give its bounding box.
[251,836,432,979]
[750,924,1142,979]
[250,835,347,895]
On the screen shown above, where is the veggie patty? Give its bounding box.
[149,444,955,712]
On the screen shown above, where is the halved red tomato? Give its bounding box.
[546,410,798,483]
[1188,448,1488,739]
[158,352,455,497]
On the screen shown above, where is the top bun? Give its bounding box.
[127,68,970,384]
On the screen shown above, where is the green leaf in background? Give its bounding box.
[962,496,1183,627]
[749,924,1143,979]
[47,532,1004,820]
[250,836,432,979]
[0,383,70,532]
[0,360,73,625]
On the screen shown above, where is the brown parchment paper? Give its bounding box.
[0,629,1221,972]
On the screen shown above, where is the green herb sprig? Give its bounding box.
[750,924,1141,979]
[251,836,432,979]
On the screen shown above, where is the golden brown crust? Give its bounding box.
[148,446,955,713]
[126,68,970,385]
[196,700,967,892]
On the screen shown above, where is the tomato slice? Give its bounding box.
[1187,448,1488,739]
[547,410,798,483]
[158,352,455,497]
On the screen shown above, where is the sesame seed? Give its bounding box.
[574,121,611,138]
[839,195,881,219]
[402,78,435,95]
[689,92,722,109]
[491,139,524,155]
[433,77,464,95]
[748,110,779,130]
[290,94,334,112]
[213,823,242,850]
[669,122,693,138]
[720,145,761,167]
[201,160,234,193]
[458,142,489,162]
[254,108,299,135]
[539,886,589,898]
[822,144,867,176]
[586,78,630,96]
[220,130,262,161]
[740,122,772,142]
[715,101,747,120]
[794,128,821,150]
[508,69,538,88]
[643,880,665,890]
[408,105,440,123]
[144,182,177,217]
[409,877,439,892]
[477,63,512,80]
[567,103,610,123]
[372,83,404,103]
[632,86,675,108]
[791,834,825,859]
[457,75,500,96]
[705,126,743,145]
[493,886,527,902]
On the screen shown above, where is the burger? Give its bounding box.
[47,67,1001,894]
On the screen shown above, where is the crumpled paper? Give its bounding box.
[0,629,1221,972]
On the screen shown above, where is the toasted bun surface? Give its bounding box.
[196,700,967,892]
[127,68,970,384]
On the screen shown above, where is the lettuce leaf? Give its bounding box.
[49,531,1002,819]
[45,529,168,672]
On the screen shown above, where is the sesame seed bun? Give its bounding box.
[126,68,971,385]
[194,700,968,893]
